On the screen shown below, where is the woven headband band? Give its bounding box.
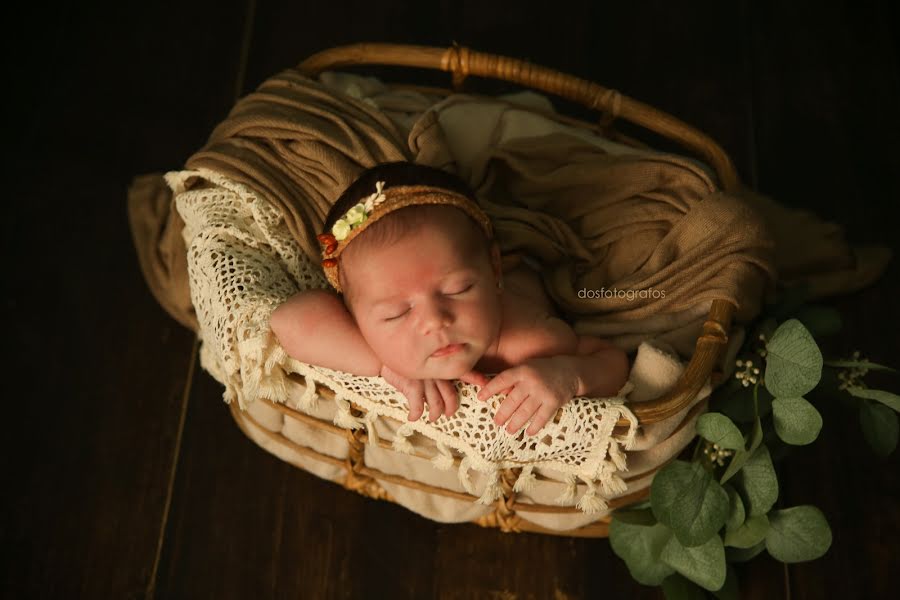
[316,181,494,294]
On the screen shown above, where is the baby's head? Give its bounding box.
[320,162,503,381]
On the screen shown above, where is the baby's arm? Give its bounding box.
[496,316,630,399]
[477,316,631,435]
[269,289,382,377]
[566,334,631,398]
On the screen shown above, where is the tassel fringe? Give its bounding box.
[391,423,415,455]
[458,456,476,495]
[295,374,319,412]
[513,465,537,493]
[601,472,628,496]
[430,441,455,471]
[576,477,608,514]
[608,441,628,472]
[364,413,381,446]
[332,395,365,430]
[554,473,578,505]
[476,469,503,505]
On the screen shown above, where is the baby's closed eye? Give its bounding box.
[449,283,474,295]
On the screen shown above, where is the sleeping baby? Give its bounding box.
[269,161,630,437]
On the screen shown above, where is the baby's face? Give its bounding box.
[343,214,502,381]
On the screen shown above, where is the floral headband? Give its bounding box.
[316,180,494,294]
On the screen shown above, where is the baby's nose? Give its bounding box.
[417,303,453,333]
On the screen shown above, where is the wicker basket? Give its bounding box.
[227,43,738,538]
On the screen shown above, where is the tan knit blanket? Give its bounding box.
[130,68,848,350]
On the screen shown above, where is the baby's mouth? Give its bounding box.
[430,343,465,357]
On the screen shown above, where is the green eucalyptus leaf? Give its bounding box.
[720,449,746,486]
[723,514,769,549]
[661,573,707,600]
[765,505,832,562]
[725,540,766,563]
[660,534,727,592]
[697,413,745,450]
[772,397,823,445]
[794,305,842,337]
[724,485,746,533]
[764,319,823,397]
[651,461,730,547]
[733,446,779,517]
[824,360,896,373]
[747,416,764,455]
[609,520,674,585]
[859,400,899,457]
[847,387,900,413]
[720,448,748,486]
[721,417,763,484]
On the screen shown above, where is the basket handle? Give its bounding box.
[297,43,738,425]
[297,42,740,192]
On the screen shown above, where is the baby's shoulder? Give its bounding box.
[497,292,579,363]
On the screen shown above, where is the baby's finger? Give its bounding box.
[406,382,426,421]
[477,370,516,401]
[493,387,528,427]
[459,369,488,387]
[526,403,559,436]
[437,379,459,417]
[505,396,541,434]
[425,381,444,423]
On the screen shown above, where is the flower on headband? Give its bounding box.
[332,218,352,241]
[347,203,368,224]
[331,180,388,241]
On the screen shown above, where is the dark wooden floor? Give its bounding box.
[4,0,899,597]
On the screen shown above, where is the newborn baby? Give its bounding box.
[269,162,629,437]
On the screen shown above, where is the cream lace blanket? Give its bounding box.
[169,166,640,514]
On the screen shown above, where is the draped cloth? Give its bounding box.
[128,68,885,352]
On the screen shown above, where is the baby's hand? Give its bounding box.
[475,356,579,436]
[380,365,489,423]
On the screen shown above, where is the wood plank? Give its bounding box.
[748,0,900,247]
[747,0,900,598]
[153,368,440,598]
[1,1,251,597]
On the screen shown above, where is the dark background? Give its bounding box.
[4,0,899,597]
